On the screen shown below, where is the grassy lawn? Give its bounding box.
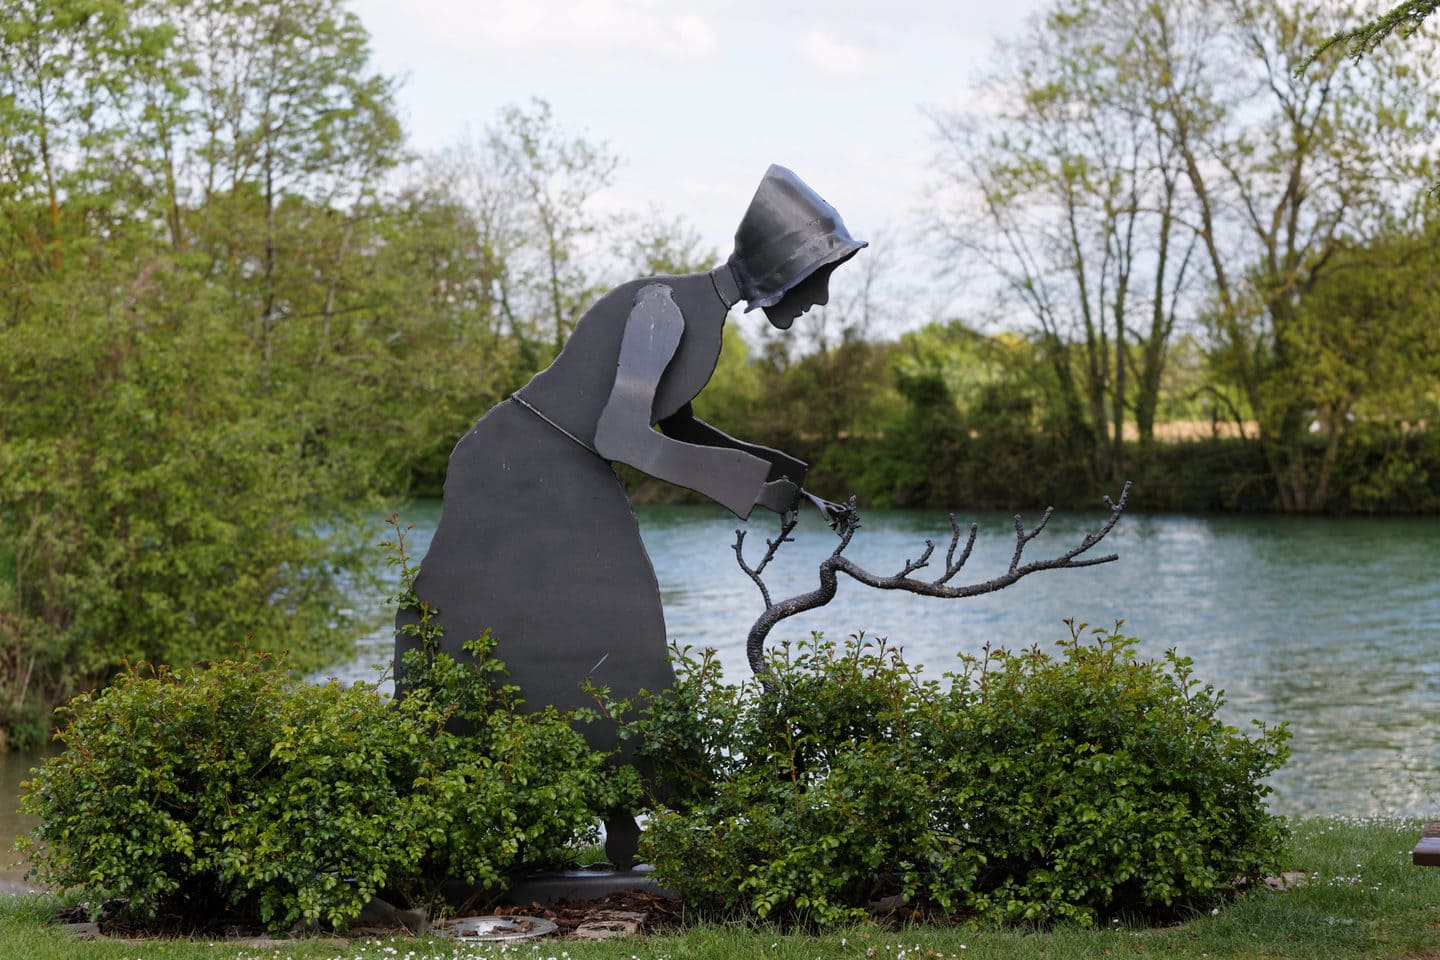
[2,818,1437,960]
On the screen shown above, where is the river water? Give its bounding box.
[5,502,1438,886]
[325,501,1440,820]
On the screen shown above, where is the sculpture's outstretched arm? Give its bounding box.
[594,283,776,519]
[659,407,850,529]
[658,404,808,486]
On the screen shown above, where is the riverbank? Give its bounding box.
[2,818,1437,959]
[613,431,1440,516]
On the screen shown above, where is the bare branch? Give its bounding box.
[896,540,936,579]
[1008,506,1054,574]
[736,484,1132,688]
[732,510,799,610]
[937,514,978,585]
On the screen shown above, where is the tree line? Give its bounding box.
[0,0,1436,745]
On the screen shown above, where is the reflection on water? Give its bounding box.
[1,747,52,890]
[322,503,1440,820]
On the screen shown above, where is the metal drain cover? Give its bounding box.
[440,915,558,942]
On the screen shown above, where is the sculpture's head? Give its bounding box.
[728,164,866,330]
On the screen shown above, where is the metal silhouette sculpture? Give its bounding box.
[396,165,864,869]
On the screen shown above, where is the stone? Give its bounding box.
[355,895,430,934]
[61,921,101,940]
[573,914,643,940]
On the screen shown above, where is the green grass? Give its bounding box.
[3,817,1438,960]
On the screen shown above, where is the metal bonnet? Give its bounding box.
[728,164,867,312]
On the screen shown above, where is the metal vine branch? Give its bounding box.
[733,482,1133,688]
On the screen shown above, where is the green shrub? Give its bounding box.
[629,640,969,926]
[930,629,1289,924]
[19,642,634,934]
[625,628,1289,927]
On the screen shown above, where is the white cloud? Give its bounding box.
[796,31,892,76]
[356,0,719,66]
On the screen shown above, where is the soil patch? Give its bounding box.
[504,889,685,937]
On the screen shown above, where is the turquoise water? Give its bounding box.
[325,502,1440,821]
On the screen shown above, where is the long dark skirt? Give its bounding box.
[395,399,674,760]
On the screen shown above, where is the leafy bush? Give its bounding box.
[930,630,1289,924]
[20,642,634,934]
[625,628,1289,927]
[0,271,370,749]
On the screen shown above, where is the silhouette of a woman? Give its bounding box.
[396,165,865,865]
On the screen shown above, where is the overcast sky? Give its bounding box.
[349,0,1049,327]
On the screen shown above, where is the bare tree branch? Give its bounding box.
[736,483,1132,687]
[731,512,800,611]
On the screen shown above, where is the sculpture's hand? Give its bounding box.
[755,478,801,514]
[802,490,856,534]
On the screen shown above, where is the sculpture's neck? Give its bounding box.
[709,262,743,310]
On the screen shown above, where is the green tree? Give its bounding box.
[1310,0,1439,61]
[618,209,716,277]
[153,0,405,479]
[0,0,174,283]
[1141,0,1440,510]
[0,0,408,745]
[0,265,363,747]
[929,0,1197,481]
[354,184,531,492]
[1266,218,1440,507]
[1304,3,1440,201]
[436,99,619,358]
[940,0,1440,510]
